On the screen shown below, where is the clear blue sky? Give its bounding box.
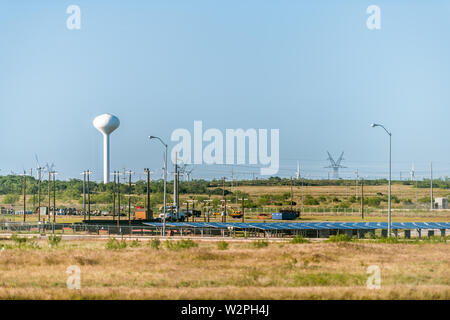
[1,1,449,181]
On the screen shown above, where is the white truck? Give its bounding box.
[158,206,186,222]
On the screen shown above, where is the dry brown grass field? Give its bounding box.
[235,184,449,199]
[0,237,448,300]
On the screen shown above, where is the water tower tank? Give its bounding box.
[93,113,120,183]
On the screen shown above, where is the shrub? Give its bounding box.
[291,235,309,244]
[10,234,39,249]
[251,240,269,248]
[148,238,161,250]
[374,236,400,244]
[10,233,27,245]
[105,238,127,249]
[3,194,20,205]
[326,234,353,242]
[303,196,319,205]
[165,239,198,250]
[217,241,229,250]
[129,239,141,247]
[48,235,62,247]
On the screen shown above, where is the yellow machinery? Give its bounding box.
[229,207,243,219]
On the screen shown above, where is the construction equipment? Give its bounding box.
[229,207,243,219]
[212,211,222,217]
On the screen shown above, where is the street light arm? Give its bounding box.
[149,136,167,148]
[379,125,391,136]
[371,123,391,136]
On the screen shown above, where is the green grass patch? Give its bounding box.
[165,239,198,250]
[9,234,40,249]
[290,235,309,244]
[251,240,269,248]
[105,238,127,250]
[148,238,161,250]
[216,241,229,250]
[293,272,365,286]
[326,234,354,242]
[47,235,62,247]
[129,239,141,247]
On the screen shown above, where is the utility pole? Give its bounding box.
[81,171,86,221]
[52,172,57,225]
[112,171,117,221]
[177,166,180,220]
[430,162,434,210]
[144,169,152,219]
[174,154,179,219]
[290,177,294,211]
[31,168,35,215]
[86,170,91,221]
[355,169,359,198]
[185,201,189,222]
[301,177,304,216]
[203,199,212,222]
[361,178,364,220]
[222,177,226,222]
[48,171,51,222]
[239,198,248,223]
[126,170,134,223]
[117,171,121,230]
[114,171,120,232]
[37,167,42,224]
[22,170,27,222]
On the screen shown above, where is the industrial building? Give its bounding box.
[434,197,448,209]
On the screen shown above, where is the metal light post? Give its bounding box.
[52,172,57,225]
[371,123,392,237]
[86,170,92,222]
[149,136,168,236]
[21,170,27,222]
[81,171,86,221]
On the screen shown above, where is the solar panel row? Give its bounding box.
[143,221,450,231]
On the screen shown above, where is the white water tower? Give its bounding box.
[93,113,120,183]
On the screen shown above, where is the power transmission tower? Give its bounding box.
[325,151,346,179]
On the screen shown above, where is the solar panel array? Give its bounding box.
[143,221,450,231]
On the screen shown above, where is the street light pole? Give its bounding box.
[81,171,86,221]
[371,123,392,237]
[149,136,168,237]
